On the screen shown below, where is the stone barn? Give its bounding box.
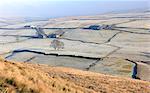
[48,31,65,38]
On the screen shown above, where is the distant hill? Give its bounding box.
[105,8,150,14]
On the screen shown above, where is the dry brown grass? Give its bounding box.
[0,57,149,93]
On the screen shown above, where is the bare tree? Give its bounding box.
[50,39,64,50]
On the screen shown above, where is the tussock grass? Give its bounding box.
[0,57,149,93]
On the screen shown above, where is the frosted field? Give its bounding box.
[117,20,150,29]
[62,29,119,43]
[0,11,150,79]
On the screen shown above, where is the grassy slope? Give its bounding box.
[0,58,149,93]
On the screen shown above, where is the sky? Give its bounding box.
[0,0,149,18]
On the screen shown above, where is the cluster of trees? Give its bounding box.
[50,39,64,50]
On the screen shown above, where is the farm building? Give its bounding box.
[86,24,116,30]
[88,25,101,30]
[101,24,116,30]
[48,31,65,38]
[24,25,31,28]
[24,25,36,29]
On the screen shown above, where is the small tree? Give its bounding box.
[50,39,64,50]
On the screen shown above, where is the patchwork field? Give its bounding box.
[0,11,150,81]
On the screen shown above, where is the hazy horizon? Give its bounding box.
[0,0,150,18]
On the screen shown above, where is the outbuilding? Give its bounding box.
[88,25,101,30]
[48,31,65,38]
